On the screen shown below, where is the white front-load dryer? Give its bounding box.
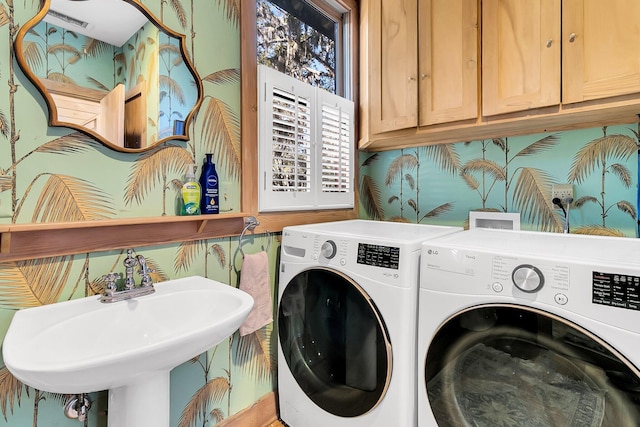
[418,228,640,427]
[278,220,462,427]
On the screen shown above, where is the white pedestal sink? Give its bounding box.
[3,276,254,427]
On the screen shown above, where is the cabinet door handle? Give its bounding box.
[546,39,553,48]
[569,32,576,43]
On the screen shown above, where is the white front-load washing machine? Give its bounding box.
[277,220,462,427]
[418,228,640,427]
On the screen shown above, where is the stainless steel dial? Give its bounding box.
[512,264,544,293]
[320,240,337,259]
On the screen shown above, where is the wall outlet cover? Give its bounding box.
[552,184,574,201]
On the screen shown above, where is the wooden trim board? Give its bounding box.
[217,392,279,427]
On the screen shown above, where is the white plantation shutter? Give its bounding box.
[259,65,354,212]
[318,92,353,205]
[271,87,312,193]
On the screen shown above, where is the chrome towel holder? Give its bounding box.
[239,216,271,257]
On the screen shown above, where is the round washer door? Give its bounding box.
[425,305,640,426]
[279,267,392,417]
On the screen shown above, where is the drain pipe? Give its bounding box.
[64,394,92,423]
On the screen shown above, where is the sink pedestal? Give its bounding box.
[108,371,170,427]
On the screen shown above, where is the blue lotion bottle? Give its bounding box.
[199,154,219,214]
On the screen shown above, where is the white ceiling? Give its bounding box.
[43,0,149,47]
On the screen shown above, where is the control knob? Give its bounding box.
[320,240,337,259]
[512,264,544,293]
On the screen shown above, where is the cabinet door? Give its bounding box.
[482,0,561,116]
[99,83,125,147]
[368,0,418,133]
[419,0,478,126]
[563,0,640,104]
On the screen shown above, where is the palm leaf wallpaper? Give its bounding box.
[0,1,639,426]
[0,0,273,426]
[360,124,638,237]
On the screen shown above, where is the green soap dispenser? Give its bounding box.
[199,154,219,214]
[180,165,201,216]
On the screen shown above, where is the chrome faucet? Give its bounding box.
[100,249,156,303]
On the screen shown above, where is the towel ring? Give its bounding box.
[239,216,271,257]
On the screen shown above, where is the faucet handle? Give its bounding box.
[136,255,154,287]
[102,272,122,296]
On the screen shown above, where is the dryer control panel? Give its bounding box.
[420,228,640,334]
[592,271,640,311]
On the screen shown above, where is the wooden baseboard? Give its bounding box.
[217,392,279,427]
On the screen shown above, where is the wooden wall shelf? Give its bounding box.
[0,213,247,262]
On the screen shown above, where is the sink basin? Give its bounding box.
[3,276,254,426]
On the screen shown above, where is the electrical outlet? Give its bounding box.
[552,184,574,202]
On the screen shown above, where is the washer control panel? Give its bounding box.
[356,243,400,270]
[308,236,402,270]
[280,227,428,288]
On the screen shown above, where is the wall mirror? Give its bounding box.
[15,0,203,152]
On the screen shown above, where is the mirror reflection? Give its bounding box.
[17,0,202,151]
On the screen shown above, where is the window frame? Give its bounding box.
[241,0,359,230]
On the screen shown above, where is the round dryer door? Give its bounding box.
[278,267,392,417]
[424,305,640,426]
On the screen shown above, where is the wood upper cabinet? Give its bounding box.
[363,0,478,135]
[563,0,640,104]
[367,0,418,134]
[482,0,561,116]
[483,0,640,116]
[360,0,640,151]
[419,0,478,126]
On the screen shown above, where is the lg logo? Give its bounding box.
[427,249,439,255]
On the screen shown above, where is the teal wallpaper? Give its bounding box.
[0,1,638,426]
[0,1,274,426]
[26,21,115,87]
[359,124,639,237]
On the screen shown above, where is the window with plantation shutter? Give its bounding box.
[258,65,354,212]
